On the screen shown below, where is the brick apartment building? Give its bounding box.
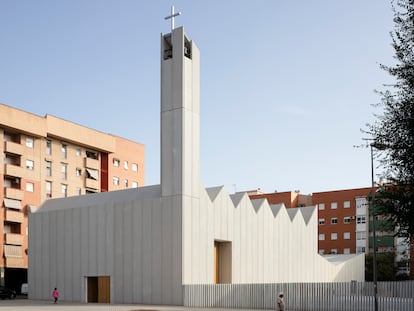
[249,187,411,277]
[312,188,372,255]
[0,103,145,291]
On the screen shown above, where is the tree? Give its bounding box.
[366,0,414,239]
[365,253,398,281]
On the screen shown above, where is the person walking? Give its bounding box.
[52,287,59,304]
[277,292,285,311]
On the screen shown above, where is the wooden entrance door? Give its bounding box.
[87,276,110,303]
[98,276,110,303]
[214,241,232,284]
[214,241,219,283]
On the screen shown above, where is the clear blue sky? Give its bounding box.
[0,1,395,194]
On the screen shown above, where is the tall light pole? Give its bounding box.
[370,143,379,311]
[357,140,387,311]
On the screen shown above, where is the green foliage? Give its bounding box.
[375,185,414,239]
[366,0,414,239]
[365,252,398,281]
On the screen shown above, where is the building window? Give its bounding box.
[86,168,99,180]
[319,249,325,255]
[344,201,351,208]
[26,137,34,148]
[46,139,52,155]
[46,161,52,177]
[3,179,11,188]
[61,143,67,159]
[124,179,128,188]
[26,182,34,192]
[113,177,119,186]
[319,218,325,225]
[331,233,338,240]
[356,231,366,240]
[76,148,81,156]
[330,248,338,254]
[331,218,338,224]
[318,203,325,210]
[113,159,120,167]
[26,159,34,170]
[356,198,368,210]
[46,181,52,198]
[357,216,366,224]
[86,150,98,160]
[132,163,138,172]
[331,202,337,209]
[124,161,128,170]
[343,216,351,224]
[61,163,67,180]
[344,248,350,254]
[318,234,325,241]
[357,247,366,254]
[132,181,138,188]
[3,133,10,142]
[76,188,81,195]
[344,232,351,240]
[61,184,67,197]
[76,168,82,177]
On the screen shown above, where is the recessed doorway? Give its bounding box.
[214,240,232,284]
[87,276,110,303]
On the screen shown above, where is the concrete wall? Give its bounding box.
[29,187,183,305]
[28,183,364,304]
[182,185,365,284]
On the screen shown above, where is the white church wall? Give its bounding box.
[29,190,184,305]
[181,186,364,285]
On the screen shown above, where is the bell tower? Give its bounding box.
[160,26,200,199]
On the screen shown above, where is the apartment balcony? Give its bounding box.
[85,157,99,170]
[4,245,25,268]
[4,244,22,256]
[5,257,25,268]
[4,187,24,201]
[4,141,24,156]
[5,233,24,246]
[85,178,99,190]
[5,209,24,223]
[4,164,24,178]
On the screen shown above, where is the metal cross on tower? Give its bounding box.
[164,5,181,31]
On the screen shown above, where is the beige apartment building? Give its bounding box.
[0,103,145,292]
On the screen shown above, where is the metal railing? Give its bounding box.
[183,281,414,311]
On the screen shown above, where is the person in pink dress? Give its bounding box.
[52,288,59,304]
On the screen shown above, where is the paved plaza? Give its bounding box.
[0,299,275,311]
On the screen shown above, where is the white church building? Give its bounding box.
[28,26,364,305]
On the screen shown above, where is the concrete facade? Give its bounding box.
[28,27,364,305]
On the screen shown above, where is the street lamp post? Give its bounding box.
[370,143,379,311]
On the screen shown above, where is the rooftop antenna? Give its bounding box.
[164,5,181,31]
